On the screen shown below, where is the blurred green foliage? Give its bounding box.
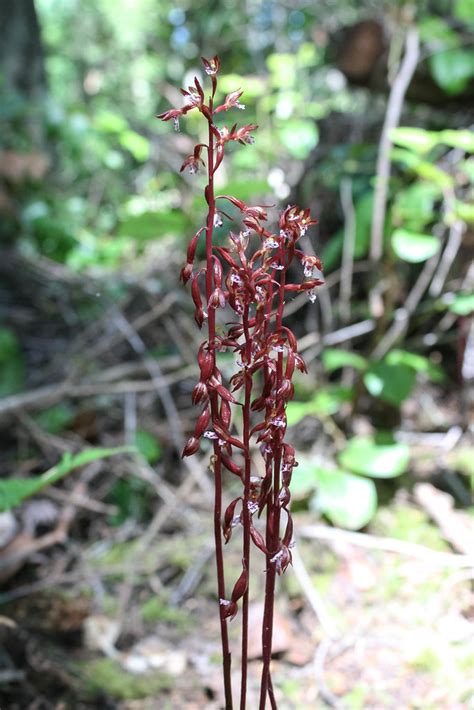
[1,0,473,529]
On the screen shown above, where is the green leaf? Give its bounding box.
[392,128,474,154]
[218,73,266,97]
[322,348,367,372]
[391,148,453,187]
[117,210,187,240]
[439,129,474,152]
[278,120,319,159]
[419,16,462,49]
[119,130,150,162]
[289,457,322,498]
[430,48,474,95]
[448,292,474,315]
[339,438,410,479]
[135,431,162,464]
[0,447,134,512]
[391,229,440,263]
[94,110,128,133]
[286,386,352,425]
[218,179,269,204]
[392,183,442,230]
[364,361,416,406]
[310,467,377,530]
[454,0,474,26]
[453,200,474,223]
[266,53,297,88]
[390,127,438,154]
[385,349,445,383]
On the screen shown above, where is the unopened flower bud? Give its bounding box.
[182,436,200,458]
[192,381,208,405]
[180,262,193,284]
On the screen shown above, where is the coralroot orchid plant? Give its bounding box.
[158,55,323,709]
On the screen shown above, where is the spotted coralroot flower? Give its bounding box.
[157,54,324,708]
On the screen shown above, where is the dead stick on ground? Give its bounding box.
[298,524,474,568]
[290,545,339,639]
[0,367,196,418]
[112,308,212,496]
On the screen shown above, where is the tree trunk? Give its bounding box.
[0,0,46,99]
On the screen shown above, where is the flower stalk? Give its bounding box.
[157,55,323,709]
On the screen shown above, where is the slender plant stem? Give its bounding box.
[259,242,287,709]
[206,110,233,710]
[240,304,253,709]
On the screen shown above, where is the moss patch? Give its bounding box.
[139,597,190,629]
[372,504,449,551]
[82,658,172,700]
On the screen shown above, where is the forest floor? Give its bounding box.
[0,255,472,709]
[0,501,472,709]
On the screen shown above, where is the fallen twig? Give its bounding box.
[290,545,339,639]
[298,524,474,568]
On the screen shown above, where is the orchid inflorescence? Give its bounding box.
[158,55,323,710]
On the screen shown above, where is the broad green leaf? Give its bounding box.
[297,42,321,67]
[118,210,187,240]
[391,148,453,187]
[364,361,416,406]
[390,127,438,154]
[430,48,474,95]
[419,16,462,49]
[218,73,266,97]
[267,53,297,88]
[392,127,474,154]
[135,431,162,464]
[309,467,377,530]
[322,348,367,372]
[0,447,134,512]
[440,129,474,152]
[385,349,445,383]
[218,180,269,204]
[278,120,319,159]
[285,401,313,427]
[454,0,474,26]
[453,200,474,224]
[94,110,128,133]
[411,161,453,188]
[392,183,442,230]
[289,456,321,498]
[459,159,474,182]
[448,292,474,315]
[391,229,440,263]
[339,438,410,479]
[119,130,150,162]
[286,386,352,425]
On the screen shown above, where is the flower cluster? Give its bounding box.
[157,55,323,709]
